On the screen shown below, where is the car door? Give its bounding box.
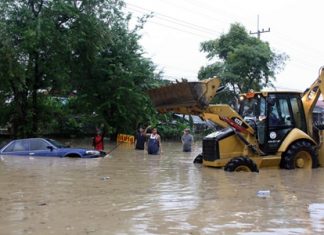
[1,139,30,156]
[28,139,58,157]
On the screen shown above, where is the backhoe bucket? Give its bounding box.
[148,77,220,114]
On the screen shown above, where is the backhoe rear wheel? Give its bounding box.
[224,157,259,172]
[281,141,318,169]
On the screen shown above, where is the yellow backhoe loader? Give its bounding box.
[148,67,324,172]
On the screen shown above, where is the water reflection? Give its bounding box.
[309,203,324,232]
[1,140,324,234]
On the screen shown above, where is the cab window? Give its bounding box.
[290,97,307,132]
[268,97,292,127]
[239,95,266,119]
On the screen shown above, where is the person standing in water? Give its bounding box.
[93,127,105,151]
[145,126,162,155]
[181,128,193,152]
[135,127,146,150]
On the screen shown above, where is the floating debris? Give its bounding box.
[257,190,270,198]
[101,176,110,181]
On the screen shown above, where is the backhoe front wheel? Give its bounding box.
[224,157,259,172]
[193,154,203,164]
[281,141,318,169]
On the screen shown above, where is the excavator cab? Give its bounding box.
[239,92,307,155]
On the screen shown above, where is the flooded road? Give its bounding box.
[1,140,324,234]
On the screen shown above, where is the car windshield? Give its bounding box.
[239,95,266,119]
[46,139,67,148]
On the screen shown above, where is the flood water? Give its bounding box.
[1,139,324,234]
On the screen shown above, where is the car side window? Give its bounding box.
[30,139,49,151]
[3,142,15,152]
[4,140,29,152]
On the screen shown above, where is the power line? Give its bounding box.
[128,9,214,39]
[182,0,324,59]
[158,0,236,28]
[127,3,220,37]
[126,1,321,83]
[128,3,220,34]
[148,0,322,61]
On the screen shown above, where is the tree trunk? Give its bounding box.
[32,52,40,135]
[11,84,29,138]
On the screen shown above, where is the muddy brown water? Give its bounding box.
[1,140,324,234]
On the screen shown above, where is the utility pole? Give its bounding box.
[249,15,270,39]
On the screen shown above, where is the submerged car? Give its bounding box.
[0,138,101,158]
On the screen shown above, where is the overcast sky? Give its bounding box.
[125,0,324,91]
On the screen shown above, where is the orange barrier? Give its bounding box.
[117,134,135,144]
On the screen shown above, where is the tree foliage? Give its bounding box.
[199,23,288,105]
[0,0,160,137]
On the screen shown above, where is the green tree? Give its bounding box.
[199,23,288,105]
[66,1,160,136]
[0,0,77,137]
[0,0,160,137]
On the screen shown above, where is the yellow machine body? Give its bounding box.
[148,68,324,172]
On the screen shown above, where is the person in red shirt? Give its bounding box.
[93,128,105,151]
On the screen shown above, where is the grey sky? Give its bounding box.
[125,0,324,91]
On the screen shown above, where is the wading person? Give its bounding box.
[145,126,162,155]
[181,128,193,152]
[93,127,105,152]
[135,127,146,150]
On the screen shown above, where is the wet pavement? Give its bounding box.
[1,140,324,234]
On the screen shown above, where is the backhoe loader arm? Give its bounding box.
[147,77,255,135]
[302,67,324,136]
[148,77,220,115]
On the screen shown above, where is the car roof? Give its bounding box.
[15,137,51,140]
[11,138,48,142]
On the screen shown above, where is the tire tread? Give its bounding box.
[281,140,318,169]
[224,156,259,172]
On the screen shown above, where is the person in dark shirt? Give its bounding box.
[135,127,146,150]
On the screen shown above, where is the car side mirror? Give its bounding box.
[47,146,54,151]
